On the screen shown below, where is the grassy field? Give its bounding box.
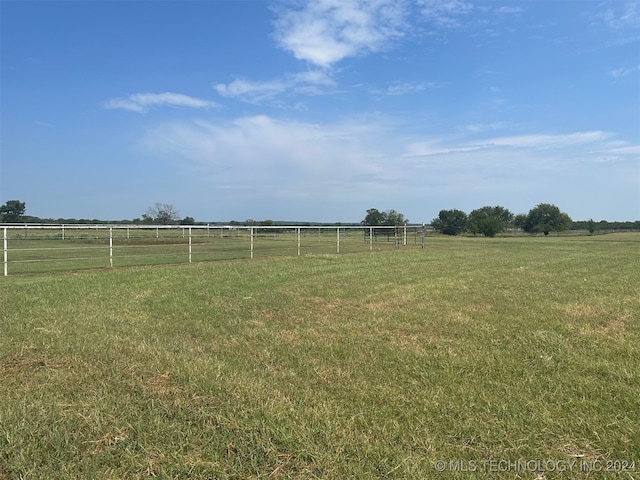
[1,234,639,479]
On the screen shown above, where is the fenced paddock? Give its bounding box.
[2,224,427,275]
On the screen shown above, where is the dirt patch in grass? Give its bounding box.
[139,371,187,399]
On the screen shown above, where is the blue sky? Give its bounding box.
[1,0,639,223]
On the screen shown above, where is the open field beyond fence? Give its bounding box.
[1,233,639,479]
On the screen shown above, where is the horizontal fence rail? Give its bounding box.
[2,224,428,276]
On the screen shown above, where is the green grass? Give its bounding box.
[1,234,639,479]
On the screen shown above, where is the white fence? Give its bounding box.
[2,224,427,276]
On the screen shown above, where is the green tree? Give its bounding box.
[513,213,527,230]
[362,208,385,226]
[523,203,572,235]
[142,203,181,225]
[361,208,408,226]
[431,209,468,235]
[468,206,513,237]
[587,218,597,235]
[384,209,408,226]
[0,200,26,222]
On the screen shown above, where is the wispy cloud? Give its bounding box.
[369,81,431,97]
[609,65,640,78]
[592,1,640,29]
[405,131,613,157]
[103,92,217,113]
[213,70,335,104]
[139,115,389,192]
[384,81,426,95]
[417,0,473,28]
[272,0,408,68]
[459,122,508,134]
[606,145,640,155]
[479,131,610,149]
[494,6,523,16]
[140,115,632,191]
[134,113,638,221]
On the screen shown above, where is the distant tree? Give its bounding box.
[142,203,181,225]
[587,218,596,235]
[0,200,26,223]
[523,203,572,235]
[431,209,468,235]
[182,216,195,225]
[513,213,527,230]
[384,209,408,226]
[362,208,385,226]
[361,208,408,226]
[468,206,514,237]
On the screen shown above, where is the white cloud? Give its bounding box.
[382,81,427,95]
[139,115,390,194]
[213,70,335,104]
[369,81,442,97]
[134,116,638,221]
[494,6,523,16]
[478,131,610,149]
[404,140,478,156]
[460,122,508,133]
[272,0,408,68]
[103,92,217,113]
[598,1,640,29]
[417,0,473,28]
[606,145,640,155]
[609,65,640,78]
[404,131,614,157]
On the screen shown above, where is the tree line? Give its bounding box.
[430,204,571,236]
[362,204,640,236]
[2,199,639,233]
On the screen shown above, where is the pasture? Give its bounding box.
[1,234,639,479]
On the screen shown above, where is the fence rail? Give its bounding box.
[2,224,427,276]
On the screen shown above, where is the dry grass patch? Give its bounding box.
[558,302,631,336]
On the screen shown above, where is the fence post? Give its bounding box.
[297,227,301,256]
[404,225,407,246]
[188,227,192,263]
[336,227,340,254]
[369,227,373,251]
[250,227,254,259]
[62,224,65,240]
[3,228,7,276]
[109,227,113,267]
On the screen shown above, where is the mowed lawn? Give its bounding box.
[1,234,639,479]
